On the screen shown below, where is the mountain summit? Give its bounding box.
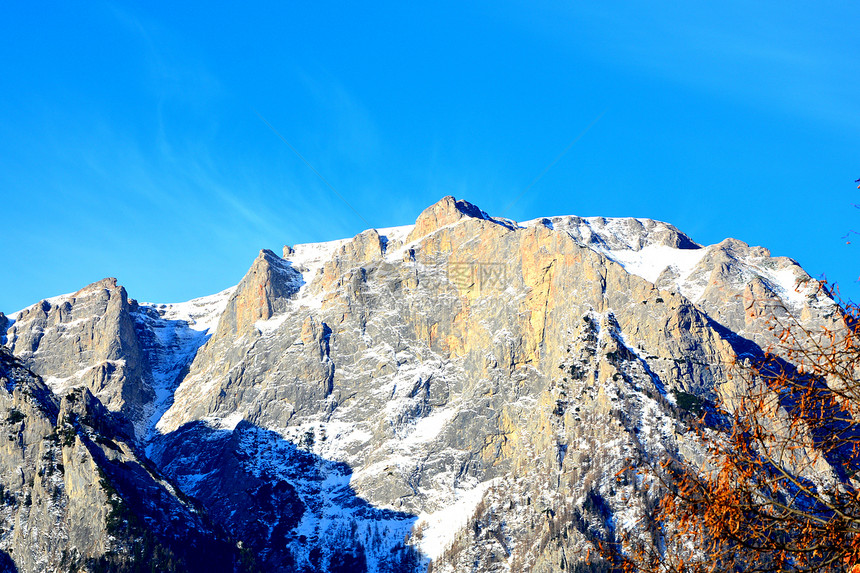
[0,197,833,572]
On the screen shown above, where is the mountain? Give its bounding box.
[1,196,835,572]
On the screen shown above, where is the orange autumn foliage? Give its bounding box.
[608,285,860,573]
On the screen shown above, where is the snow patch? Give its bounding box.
[602,244,709,296]
[140,286,236,334]
[416,479,497,560]
[757,263,816,310]
[255,312,291,335]
[376,224,414,248]
[400,406,458,447]
[206,411,244,431]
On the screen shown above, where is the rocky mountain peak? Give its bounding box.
[4,276,154,439]
[73,276,120,296]
[214,248,303,336]
[406,196,497,243]
[336,229,385,262]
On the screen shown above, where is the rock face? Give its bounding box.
[1,197,835,572]
[215,249,303,337]
[4,279,156,439]
[406,195,495,243]
[3,279,233,443]
[0,346,248,572]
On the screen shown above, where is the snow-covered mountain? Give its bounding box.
[0,196,835,572]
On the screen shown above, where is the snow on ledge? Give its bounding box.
[415,479,497,560]
[140,286,236,334]
[204,411,245,431]
[602,244,709,285]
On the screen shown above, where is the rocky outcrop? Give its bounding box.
[406,195,510,243]
[315,229,385,294]
[215,249,303,336]
[0,346,250,572]
[660,237,830,348]
[4,278,156,439]
[546,214,700,250]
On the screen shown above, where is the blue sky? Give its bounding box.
[2,1,859,311]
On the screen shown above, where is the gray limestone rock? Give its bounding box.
[0,346,250,572]
[4,278,156,439]
[215,249,303,337]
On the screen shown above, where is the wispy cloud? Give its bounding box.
[524,2,860,130]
